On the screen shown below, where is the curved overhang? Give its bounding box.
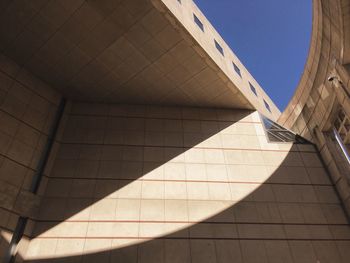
[278,0,350,221]
[279,0,350,140]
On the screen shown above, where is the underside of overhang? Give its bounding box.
[0,0,252,109]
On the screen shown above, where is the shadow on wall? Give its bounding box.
[34,106,255,236]
[4,104,350,262]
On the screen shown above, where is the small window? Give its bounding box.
[249,82,257,96]
[264,99,271,112]
[193,14,204,32]
[232,62,241,78]
[214,40,224,56]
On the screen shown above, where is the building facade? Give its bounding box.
[0,0,349,262]
[278,0,350,220]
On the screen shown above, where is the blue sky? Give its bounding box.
[193,0,312,111]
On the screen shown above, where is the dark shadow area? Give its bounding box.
[344,64,350,77]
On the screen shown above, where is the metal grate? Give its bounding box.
[261,115,309,144]
[333,109,350,163]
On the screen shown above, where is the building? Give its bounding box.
[0,0,349,262]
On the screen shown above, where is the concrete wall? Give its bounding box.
[279,0,350,217]
[0,54,62,261]
[19,102,350,262]
[278,0,344,137]
[0,1,349,261]
[154,0,281,120]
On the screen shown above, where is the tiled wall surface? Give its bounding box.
[0,53,61,261]
[21,102,350,262]
[279,0,346,140]
[0,1,349,261]
[158,0,281,119]
[278,0,350,221]
[0,0,264,117]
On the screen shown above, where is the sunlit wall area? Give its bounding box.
[19,102,349,262]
